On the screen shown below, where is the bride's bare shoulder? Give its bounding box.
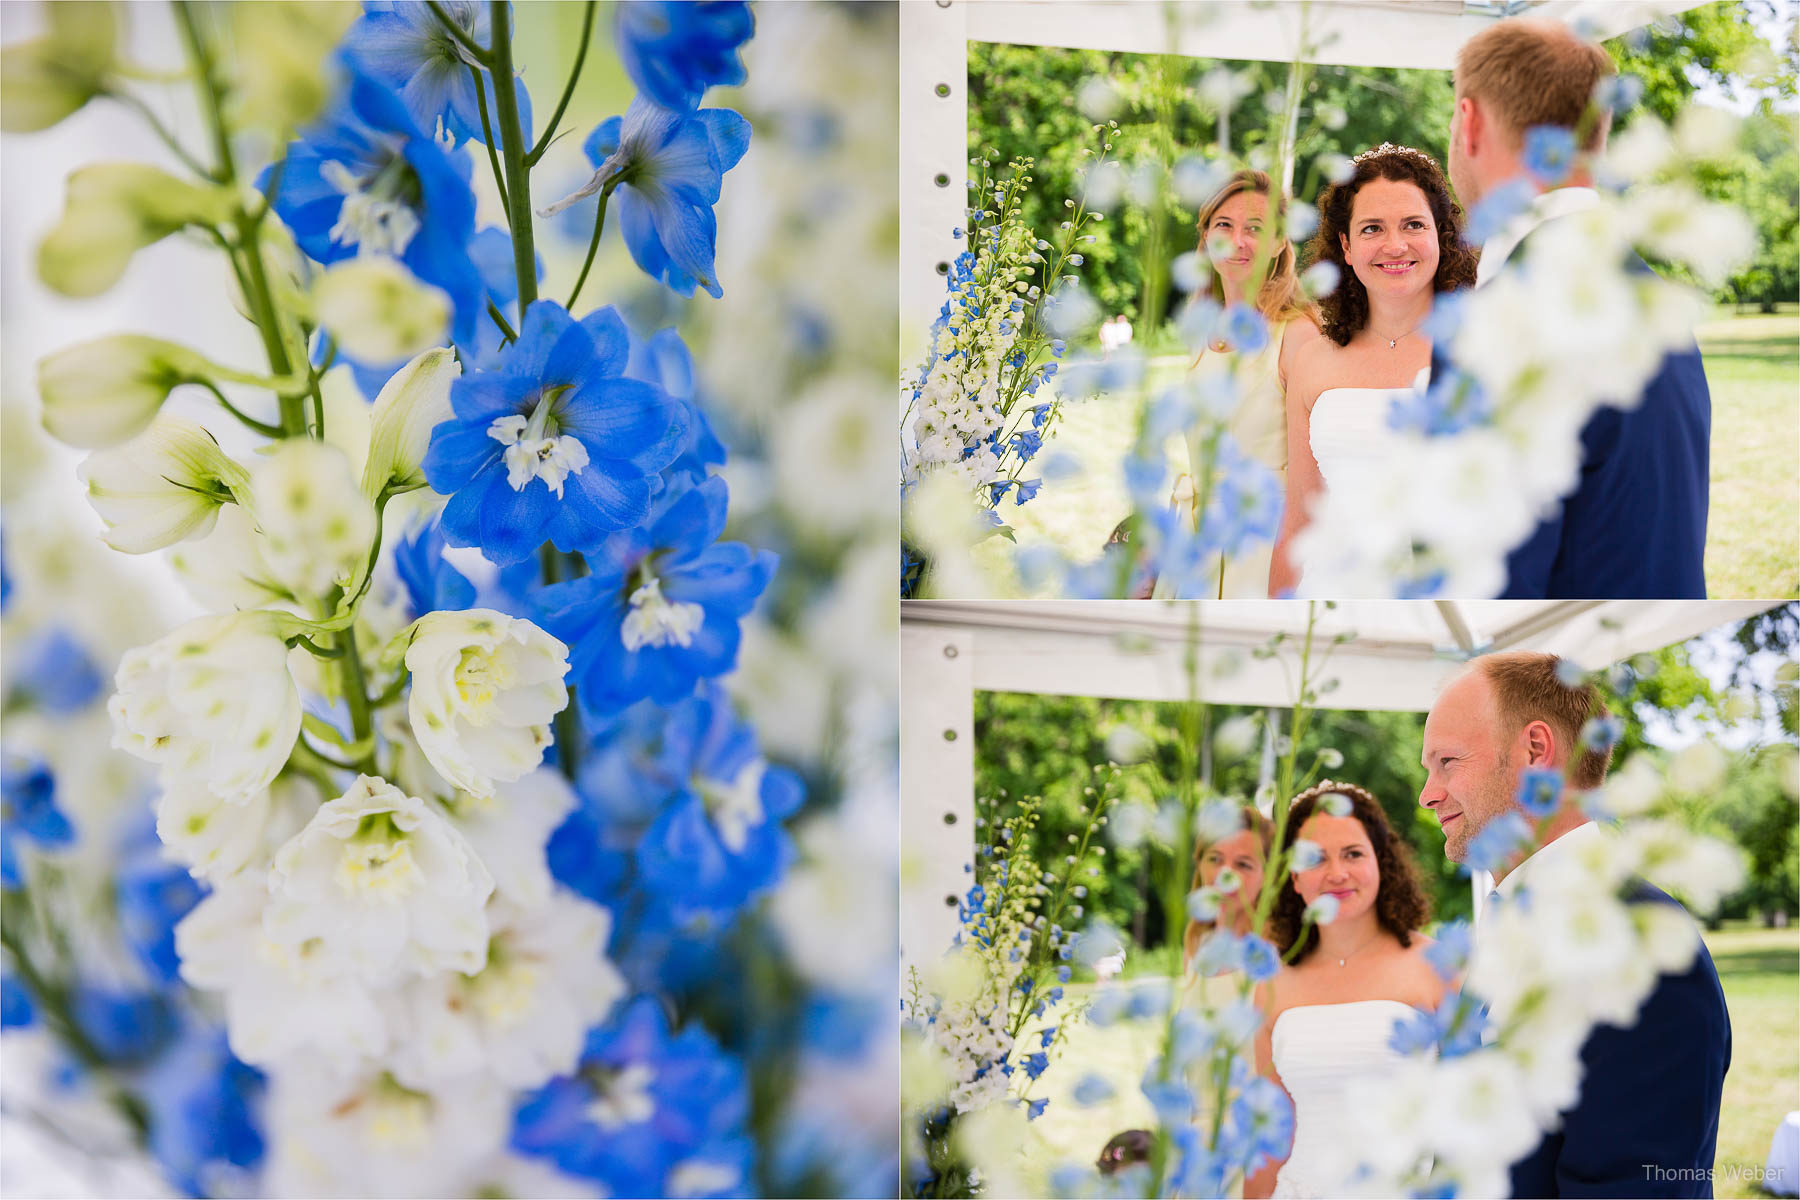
[1283,323,1344,402]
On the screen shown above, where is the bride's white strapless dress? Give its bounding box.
[1271,999,1429,1200]
[1307,387,1408,496]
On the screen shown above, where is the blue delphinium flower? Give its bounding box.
[423,300,688,566]
[1,755,74,888]
[5,627,104,714]
[1168,1125,1227,1198]
[632,681,804,922]
[1,972,32,1028]
[266,53,485,344]
[71,985,177,1065]
[626,326,727,484]
[1423,920,1473,981]
[1240,934,1281,983]
[1228,1076,1295,1174]
[115,825,205,986]
[534,476,775,722]
[1523,125,1577,187]
[1205,434,1284,558]
[393,517,477,617]
[1516,766,1564,818]
[615,1,754,112]
[1220,302,1270,353]
[343,2,533,146]
[557,97,751,298]
[1465,810,1533,874]
[140,1023,265,1198]
[511,995,751,1196]
[1388,366,1492,437]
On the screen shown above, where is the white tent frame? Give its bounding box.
[900,599,1780,967]
[900,0,1705,344]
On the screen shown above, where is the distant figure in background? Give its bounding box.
[1097,1129,1153,1177]
[1099,313,1134,358]
[1159,169,1321,600]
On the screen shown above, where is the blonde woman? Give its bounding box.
[1158,170,1322,599]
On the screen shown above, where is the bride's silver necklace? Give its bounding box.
[1329,931,1382,967]
[1368,322,1422,350]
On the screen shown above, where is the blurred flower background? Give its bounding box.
[0,2,897,1196]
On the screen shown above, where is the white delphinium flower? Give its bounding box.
[1619,818,1746,914]
[263,774,495,981]
[313,258,451,367]
[251,438,377,598]
[402,609,569,799]
[362,346,460,498]
[386,893,625,1090]
[176,872,390,1070]
[769,798,897,993]
[1426,1052,1542,1171]
[262,1058,510,1200]
[1666,739,1729,794]
[437,767,578,908]
[1500,1016,1588,1125]
[167,504,292,613]
[77,416,251,553]
[109,611,301,803]
[155,779,273,883]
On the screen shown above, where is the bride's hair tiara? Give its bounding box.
[1351,142,1438,167]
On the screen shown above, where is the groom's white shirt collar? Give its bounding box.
[1474,185,1601,288]
[1495,817,1605,901]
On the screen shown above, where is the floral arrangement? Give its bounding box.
[900,138,1111,597]
[1,2,894,1196]
[903,784,1117,1197]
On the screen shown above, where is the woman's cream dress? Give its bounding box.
[1153,323,1288,599]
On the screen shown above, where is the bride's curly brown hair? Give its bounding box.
[1268,780,1431,963]
[1303,147,1480,346]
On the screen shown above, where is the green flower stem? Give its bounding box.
[487,0,538,310]
[0,910,150,1139]
[528,1,597,166]
[487,299,518,344]
[173,1,315,437]
[197,379,284,437]
[470,66,512,214]
[108,88,209,177]
[338,621,377,773]
[566,181,616,311]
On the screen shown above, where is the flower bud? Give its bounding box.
[0,3,117,133]
[38,334,210,449]
[314,259,452,368]
[227,1,357,133]
[250,439,377,597]
[37,164,236,298]
[362,346,459,499]
[77,416,252,553]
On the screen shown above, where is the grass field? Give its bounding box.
[980,307,1799,598]
[1027,921,1799,1196]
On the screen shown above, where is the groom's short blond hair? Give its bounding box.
[1473,651,1613,788]
[1455,18,1617,152]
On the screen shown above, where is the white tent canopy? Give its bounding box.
[900,599,1779,965]
[900,0,1707,340]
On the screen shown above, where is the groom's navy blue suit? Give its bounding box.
[1506,878,1731,1199]
[1431,214,1712,599]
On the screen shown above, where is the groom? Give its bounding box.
[1421,652,1731,1198]
[1443,19,1711,598]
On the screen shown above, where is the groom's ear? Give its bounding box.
[1456,95,1482,157]
[1522,718,1557,767]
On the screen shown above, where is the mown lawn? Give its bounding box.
[1024,922,1798,1196]
[1697,307,1800,600]
[1708,921,1800,1199]
[979,307,1797,598]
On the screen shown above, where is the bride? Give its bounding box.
[1244,782,1448,1200]
[1267,144,1480,596]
